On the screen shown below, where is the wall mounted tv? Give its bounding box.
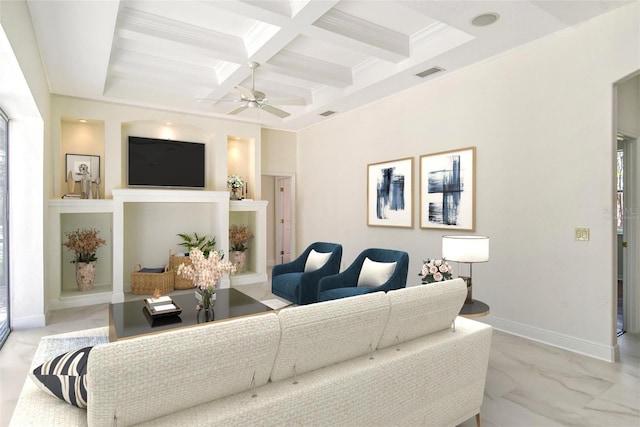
[128,136,205,188]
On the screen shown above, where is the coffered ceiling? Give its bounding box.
[27,0,632,131]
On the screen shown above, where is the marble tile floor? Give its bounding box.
[1,282,638,427]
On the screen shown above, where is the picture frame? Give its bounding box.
[420,147,476,231]
[367,157,414,228]
[65,154,100,182]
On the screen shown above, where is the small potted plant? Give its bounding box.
[176,232,216,258]
[173,232,218,289]
[419,258,453,284]
[63,228,106,291]
[228,224,254,272]
[227,174,244,200]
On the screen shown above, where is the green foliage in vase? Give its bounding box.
[177,232,217,258]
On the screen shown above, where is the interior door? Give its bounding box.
[275,177,292,264]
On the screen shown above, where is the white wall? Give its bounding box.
[297,3,640,361]
[617,74,640,138]
[261,128,297,264]
[1,0,50,329]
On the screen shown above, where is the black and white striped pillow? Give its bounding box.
[29,346,92,409]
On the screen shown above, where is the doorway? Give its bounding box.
[275,176,293,265]
[615,73,639,342]
[0,110,9,348]
[261,173,295,267]
[616,137,627,335]
[617,134,637,337]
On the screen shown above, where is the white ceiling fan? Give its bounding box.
[206,62,306,119]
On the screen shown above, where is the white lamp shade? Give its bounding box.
[442,235,489,263]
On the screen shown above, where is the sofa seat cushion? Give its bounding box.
[270,291,389,382]
[378,278,467,349]
[271,272,303,300]
[319,286,372,301]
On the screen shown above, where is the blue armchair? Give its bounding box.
[271,242,343,305]
[318,248,409,302]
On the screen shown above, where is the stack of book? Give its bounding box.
[143,295,182,318]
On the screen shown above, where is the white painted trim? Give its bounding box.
[11,314,46,330]
[47,293,112,312]
[484,315,618,362]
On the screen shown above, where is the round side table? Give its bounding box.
[459,299,490,318]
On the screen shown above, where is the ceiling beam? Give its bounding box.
[265,51,352,88]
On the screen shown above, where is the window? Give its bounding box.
[617,148,624,231]
[0,109,8,348]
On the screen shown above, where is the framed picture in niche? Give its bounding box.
[367,157,414,228]
[65,154,100,182]
[420,147,475,231]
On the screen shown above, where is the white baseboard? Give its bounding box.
[11,314,46,330]
[483,315,618,362]
[47,292,113,311]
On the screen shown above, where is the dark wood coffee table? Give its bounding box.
[108,287,273,341]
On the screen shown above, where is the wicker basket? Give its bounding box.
[170,250,195,289]
[131,264,174,295]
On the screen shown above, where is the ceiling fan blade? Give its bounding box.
[261,104,290,118]
[197,98,245,103]
[228,105,249,115]
[235,85,255,100]
[264,97,307,106]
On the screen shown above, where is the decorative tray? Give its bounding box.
[143,296,183,318]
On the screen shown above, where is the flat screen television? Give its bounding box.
[128,136,205,188]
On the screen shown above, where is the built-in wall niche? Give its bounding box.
[227,136,254,199]
[60,119,105,198]
[60,212,112,296]
[229,210,257,274]
[122,202,219,286]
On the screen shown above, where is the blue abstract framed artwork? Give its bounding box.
[420,147,476,231]
[367,157,414,228]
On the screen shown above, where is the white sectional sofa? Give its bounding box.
[11,278,492,426]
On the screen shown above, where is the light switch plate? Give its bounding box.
[575,228,590,241]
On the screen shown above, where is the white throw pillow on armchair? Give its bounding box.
[357,257,397,287]
[304,249,332,272]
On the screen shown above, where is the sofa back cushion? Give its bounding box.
[271,291,390,382]
[87,313,281,426]
[378,278,466,349]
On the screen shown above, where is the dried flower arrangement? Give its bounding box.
[63,228,106,263]
[229,224,254,252]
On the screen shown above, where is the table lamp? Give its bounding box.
[442,235,489,303]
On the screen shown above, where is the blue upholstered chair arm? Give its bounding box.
[272,249,310,277]
[318,249,409,295]
[369,251,409,292]
[317,256,363,293]
[272,242,343,305]
[297,252,342,303]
